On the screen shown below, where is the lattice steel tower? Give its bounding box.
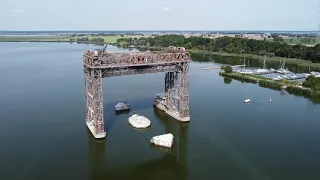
[317,3,320,44]
[83,46,191,139]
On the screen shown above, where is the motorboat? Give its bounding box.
[153,93,167,110]
[244,99,251,103]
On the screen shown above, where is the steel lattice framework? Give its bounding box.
[317,4,320,45]
[83,46,190,138]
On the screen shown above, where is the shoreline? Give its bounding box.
[137,47,320,71]
[1,36,320,71]
[220,72,320,103]
[0,35,148,44]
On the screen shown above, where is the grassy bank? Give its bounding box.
[189,49,320,71]
[0,36,70,42]
[134,46,320,71]
[220,72,320,103]
[0,35,148,44]
[2,35,319,71]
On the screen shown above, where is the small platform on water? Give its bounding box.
[128,114,151,129]
[150,133,174,148]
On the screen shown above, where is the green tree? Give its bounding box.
[220,66,225,71]
[224,65,233,73]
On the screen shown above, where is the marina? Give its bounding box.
[231,57,319,82]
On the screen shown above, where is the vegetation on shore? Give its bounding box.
[1,34,319,71]
[0,35,147,44]
[116,35,320,63]
[193,50,320,71]
[0,36,70,42]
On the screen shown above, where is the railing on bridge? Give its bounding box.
[83,46,190,68]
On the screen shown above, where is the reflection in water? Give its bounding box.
[223,77,232,84]
[153,108,189,168]
[115,109,131,115]
[88,129,107,180]
[280,90,287,96]
[88,108,189,180]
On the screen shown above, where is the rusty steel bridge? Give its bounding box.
[83,46,190,139]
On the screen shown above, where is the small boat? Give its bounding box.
[115,102,130,111]
[244,99,251,103]
[310,71,320,76]
[150,133,174,148]
[239,70,254,74]
[303,73,311,78]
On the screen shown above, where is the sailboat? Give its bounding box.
[255,55,269,74]
[239,58,253,74]
[276,59,290,74]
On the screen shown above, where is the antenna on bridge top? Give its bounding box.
[102,44,108,53]
[317,2,320,45]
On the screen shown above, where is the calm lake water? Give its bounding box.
[0,42,320,180]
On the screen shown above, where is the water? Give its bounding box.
[0,42,320,180]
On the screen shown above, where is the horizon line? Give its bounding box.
[0,30,318,32]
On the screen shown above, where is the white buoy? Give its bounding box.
[244,99,251,103]
[150,133,174,148]
[128,114,151,129]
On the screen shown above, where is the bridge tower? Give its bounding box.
[317,3,320,45]
[83,46,190,139]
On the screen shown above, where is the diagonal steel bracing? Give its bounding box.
[83,46,190,139]
[179,63,190,118]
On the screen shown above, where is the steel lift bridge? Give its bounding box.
[83,45,190,139]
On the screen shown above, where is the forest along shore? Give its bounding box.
[1,34,319,71]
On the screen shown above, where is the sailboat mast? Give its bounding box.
[279,59,282,70]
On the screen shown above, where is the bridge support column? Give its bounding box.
[165,72,177,111]
[84,67,106,139]
[179,63,190,121]
[163,63,190,122]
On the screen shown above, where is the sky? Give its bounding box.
[0,0,319,31]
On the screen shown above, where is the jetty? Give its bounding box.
[204,64,246,70]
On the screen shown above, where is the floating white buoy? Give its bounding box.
[150,133,174,148]
[244,99,251,103]
[128,114,151,129]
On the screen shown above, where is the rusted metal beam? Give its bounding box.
[83,46,191,139]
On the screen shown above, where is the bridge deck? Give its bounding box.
[83,49,191,70]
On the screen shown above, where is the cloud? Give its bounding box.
[12,9,24,14]
[162,6,173,12]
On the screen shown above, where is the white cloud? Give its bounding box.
[12,9,24,14]
[162,6,173,12]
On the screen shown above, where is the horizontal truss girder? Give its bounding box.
[83,46,190,138]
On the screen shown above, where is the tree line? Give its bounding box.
[116,35,320,63]
[69,37,105,44]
